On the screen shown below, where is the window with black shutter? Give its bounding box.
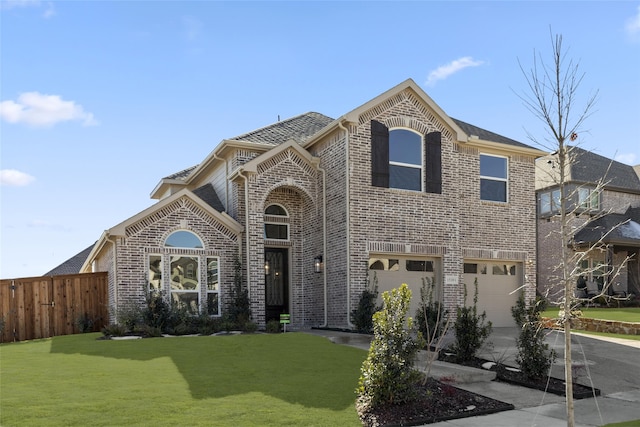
[371,120,389,187]
[370,120,442,194]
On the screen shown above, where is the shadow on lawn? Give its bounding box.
[49,332,366,410]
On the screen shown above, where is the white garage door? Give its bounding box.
[368,256,440,320]
[463,261,522,327]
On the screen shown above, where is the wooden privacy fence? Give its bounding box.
[0,272,108,343]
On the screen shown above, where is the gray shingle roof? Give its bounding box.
[44,244,95,276]
[568,146,640,192]
[164,165,197,181]
[451,118,533,149]
[573,213,640,247]
[231,112,334,145]
[192,183,225,212]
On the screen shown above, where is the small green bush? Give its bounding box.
[102,323,127,337]
[415,277,448,344]
[450,279,492,363]
[142,292,172,331]
[350,273,381,333]
[227,255,252,326]
[75,313,94,333]
[266,320,281,333]
[116,304,143,333]
[356,284,423,410]
[512,294,556,379]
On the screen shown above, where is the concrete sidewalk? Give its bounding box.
[307,327,640,426]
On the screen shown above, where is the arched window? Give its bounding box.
[164,230,203,249]
[264,204,289,240]
[389,129,423,191]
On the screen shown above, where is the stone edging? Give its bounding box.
[542,317,640,335]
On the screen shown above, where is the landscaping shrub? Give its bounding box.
[449,279,492,363]
[142,291,172,331]
[227,255,252,328]
[266,319,281,333]
[75,313,94,333]
[356,284,423,410]
[350,273,381,334]
[115,303,143,333]
[511,294,556,379]
[415,277,448,344]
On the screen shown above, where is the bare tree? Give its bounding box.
[517,31,601,427]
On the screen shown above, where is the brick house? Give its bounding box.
[79,79,544,328]
[536,146,640,301]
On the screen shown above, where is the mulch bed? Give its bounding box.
[357,377,514,427]
[439,353,601,399]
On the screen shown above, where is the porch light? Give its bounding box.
[264,260,270,275]
[314,255,323,273]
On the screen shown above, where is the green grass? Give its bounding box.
[0,332,367,426]
[542,307,640,323]
[602,420,640,427]
[574,330,640,341]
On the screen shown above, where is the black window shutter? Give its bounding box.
[371,120,389,187]
[425,131,442,194]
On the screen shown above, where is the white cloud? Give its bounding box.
[0,169,36,187]
[426,56,485,86]
[615,153,638,165]
[1,0,55,18]
[626,5,640,38]
[0,92,98,127]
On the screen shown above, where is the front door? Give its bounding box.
[265,248,289,323]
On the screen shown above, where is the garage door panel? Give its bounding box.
[463,261,522,328]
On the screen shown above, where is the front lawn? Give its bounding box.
[0,332,367,426]
[542,307,640,323]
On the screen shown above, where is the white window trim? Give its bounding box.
[206,256,221,316]
[480,153,509,203]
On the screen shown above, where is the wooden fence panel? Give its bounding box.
[0,273,107,343]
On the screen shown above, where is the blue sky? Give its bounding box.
[1,1,639,279]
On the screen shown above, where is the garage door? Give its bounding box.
[368,256,439,320]
[463,261,521,327]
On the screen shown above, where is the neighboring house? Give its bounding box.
[75,79,544,328]
[536,146,640,300]
[44,244,96,276]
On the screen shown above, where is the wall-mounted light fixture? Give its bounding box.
[264,260,270,276]
[314,255,323,273]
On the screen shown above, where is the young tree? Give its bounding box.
[517,31,628,426]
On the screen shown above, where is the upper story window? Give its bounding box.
[480,154,508,202]
[371,120,442,194]
[389,129,423,191]
[264,204,289,240]
[578,188,599,210]
[538,187,599,217]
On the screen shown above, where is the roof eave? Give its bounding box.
[464,138,547,157]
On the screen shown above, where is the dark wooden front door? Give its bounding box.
[265,248,289,323]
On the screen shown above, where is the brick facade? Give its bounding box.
[90,80,541,329]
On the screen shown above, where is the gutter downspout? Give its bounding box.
[338,121,354,328]
[236,169,252,301]
[318,163,328,327]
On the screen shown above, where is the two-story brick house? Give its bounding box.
[79,79,544,328]
[536,146,640,300]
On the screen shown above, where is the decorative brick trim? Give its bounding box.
[462,248,528,261]
[368,241,446,256]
